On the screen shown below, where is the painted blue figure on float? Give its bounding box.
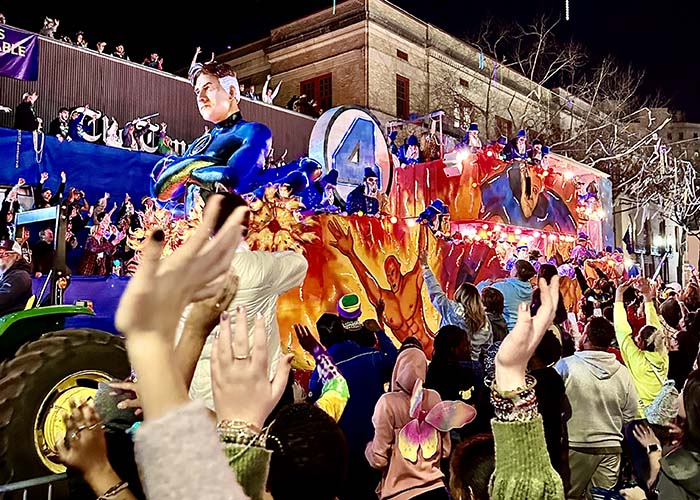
[149,58,319,216]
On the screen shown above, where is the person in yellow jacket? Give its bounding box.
[614,278,669,416]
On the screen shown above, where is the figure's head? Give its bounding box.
[449,434,495,500]
[383,255,401,292]
[116,45,124,53]
[267,403,348,500]
[481,286,504,315]
[22,92,37,104]
[639,324,666,354]
[660,298,682,329]
[190,62,240,123]
[42,189,52,201]
[266,87,273,97]
[0,240,22,272]
[433,325,470,363]
[249,84,255,93]
[17,226,29,241]
[58,107,69,120]
[150,52,158,60]
[96,41,106,52]
[530,329,562,369]
[39,228,54,243]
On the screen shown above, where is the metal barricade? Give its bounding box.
[0,473,67,500]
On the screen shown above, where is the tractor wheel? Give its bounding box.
[0,329,129,488]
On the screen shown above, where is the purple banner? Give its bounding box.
[0,25,39,81]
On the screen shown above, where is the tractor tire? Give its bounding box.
[0,329,129,492]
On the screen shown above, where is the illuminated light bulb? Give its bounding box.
[390,216,398,224]
[494,225,502,232]
[514,228,522,235]
[542,170,549,177]
[357,211,364,217]
[487,231,493,236]
[482,224,489,230]
[549,234,558,240]
[472,182,478,188]
[486,150,493,157]
[564,171,574,180]
[406,218,416,227]
[475,235,482,241]
[533,231,541,238]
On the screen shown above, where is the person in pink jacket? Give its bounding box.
[366,342,475,500]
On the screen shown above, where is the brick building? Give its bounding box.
[218,0,586,142]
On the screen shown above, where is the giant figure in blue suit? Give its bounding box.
[150,59,319,216]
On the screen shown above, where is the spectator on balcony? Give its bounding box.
[14,92,42,132]
[74,31,88,48]
[95,41,107,54]
[143,52,163,70]
[31,228,55,277]
[34,171,66,209]
[112,44,129,60]
[262,74,282,105]
[0,13,6,24]
[246,84,260,101]
[39,17,59,38]
[48,107,72,142]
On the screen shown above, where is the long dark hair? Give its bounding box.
[432,325,469,364]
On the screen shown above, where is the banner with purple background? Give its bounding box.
[0,25,39,81]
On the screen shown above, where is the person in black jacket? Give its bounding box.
[0,240,33,316]
[34,171,66,209]
[48,107,72,142]
[0,179,23,241]
[14,92,42,132]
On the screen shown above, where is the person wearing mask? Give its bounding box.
[0,240,33,316]
[555,317,638,498]
[477,259,536,332]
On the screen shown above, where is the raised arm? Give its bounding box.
[614,280,645,368]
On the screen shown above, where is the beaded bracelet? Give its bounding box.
[97,481,129,500]
[490,375,539,422]
[217,420,267,447]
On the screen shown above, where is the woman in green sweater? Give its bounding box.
[488,274,565,500]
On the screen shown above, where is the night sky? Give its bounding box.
[4,1,699,120]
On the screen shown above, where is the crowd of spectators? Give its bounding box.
[1,172,152,279]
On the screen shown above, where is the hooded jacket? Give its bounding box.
[0,257,33,316]
[477,278,533,331]
[657,446,700,499]
[365,348,450,500]
[555,350,638,449]
[614,301,669,414]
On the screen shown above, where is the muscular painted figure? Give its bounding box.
[328,220,434,351]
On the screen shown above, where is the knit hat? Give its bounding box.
[497,135,508,146]
[337,293,362,320]
[468,123,479,132]
[516,129,527,139]
[0,240,22,254]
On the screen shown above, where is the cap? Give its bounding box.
[0,240,22,254]
[321,169,339,186]
[407,135,419,146]
[468,123,479,132]
[516,129,527,138]
[337,293,362,320]
[496,135,508,146]
[364,167,378,179]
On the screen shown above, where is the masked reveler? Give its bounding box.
[346,168,380,215]
[150,55,318,217]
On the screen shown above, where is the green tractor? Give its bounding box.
[0,206,130,488]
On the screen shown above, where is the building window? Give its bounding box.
[453,99,473,130]
[679,132,684,140]
[495,115,513,139]
[459,78,469,88]
[694,132,698,139]
[667,132,673,140]
[300,73,333,112]
[396,49,408,61]
[396,74,410,119]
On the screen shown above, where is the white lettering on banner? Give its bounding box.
[66,106,188,155]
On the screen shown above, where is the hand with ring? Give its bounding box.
[211,307,293,429]
[56,398,108,475]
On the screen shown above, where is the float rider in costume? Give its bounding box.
[346,168,380,216]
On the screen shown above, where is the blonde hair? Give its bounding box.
[455,283,487,333]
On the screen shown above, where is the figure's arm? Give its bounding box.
[226,122,272,176]
[346,251,383,305]
[614,282,645,368]
[262,77,270,98]
[272,81,282,100]
[51,171,66,205]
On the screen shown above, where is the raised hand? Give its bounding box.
[40,172,49,183]
[17,177,25,187]
[107,380,143,416]
[56,399,107,474]
[186,269,239,332]
[115,195,248,341]
[60,171,66,183]
[294,323,321,354]
[212,309,292,429]
[328,219,353,254]
[495,276,559,392]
